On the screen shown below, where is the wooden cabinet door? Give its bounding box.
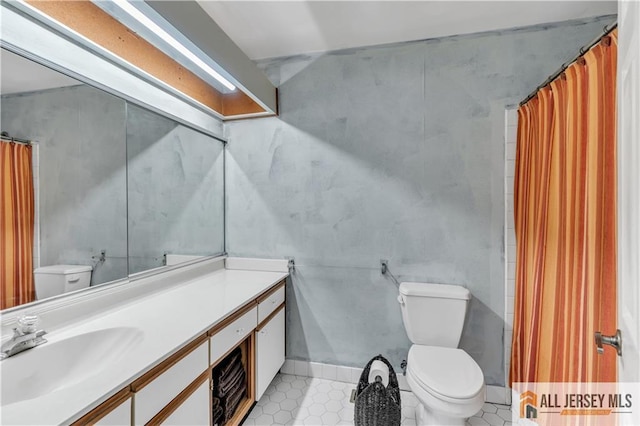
[255,307,285,400]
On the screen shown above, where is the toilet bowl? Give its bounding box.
[34,264,92,300]
[398,282,485,425]
[407,345,485,425]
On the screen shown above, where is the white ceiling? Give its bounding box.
[198,1,617,60]
[1,49,79,95]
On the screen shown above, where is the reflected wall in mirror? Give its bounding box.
[1,48,128,309]
[126,104,225,275]
[1,47,226,310]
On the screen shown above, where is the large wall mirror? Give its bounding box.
[126,104,225,274]
[0,47,225,310]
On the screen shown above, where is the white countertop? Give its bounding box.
[0,266,288,425]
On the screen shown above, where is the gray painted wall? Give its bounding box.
[2,85,128,285]
[127,104,225,274]
[224,17,615,386]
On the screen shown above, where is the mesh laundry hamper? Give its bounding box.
[354,355,401,426]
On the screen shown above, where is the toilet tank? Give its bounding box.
[398,282,470,347]
[34,265,92,300]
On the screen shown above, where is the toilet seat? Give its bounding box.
[407,345,484,403]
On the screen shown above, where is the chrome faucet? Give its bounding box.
[1,315,47,359]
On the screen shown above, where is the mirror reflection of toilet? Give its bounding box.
[398,282,485,425]
[34,265,92,300]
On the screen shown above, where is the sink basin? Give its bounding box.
[0,327,143,406]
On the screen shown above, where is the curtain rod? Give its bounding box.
[0,132,31,145]
[519,21,618,107]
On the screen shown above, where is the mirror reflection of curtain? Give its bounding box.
[1,141,35,309]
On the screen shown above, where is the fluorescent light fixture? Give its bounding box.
[112,0,236,91]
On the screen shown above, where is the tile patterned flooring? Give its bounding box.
[243,374,512,425]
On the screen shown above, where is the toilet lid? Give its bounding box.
[408,345,484,400]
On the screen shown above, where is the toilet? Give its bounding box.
[34,264,92,300]
[397,282,485,425]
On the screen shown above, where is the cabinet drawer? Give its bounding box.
[258,285,285,325]
[211,306,257,365]
[134,342,208,425]
[95,397,131,426]
[161,380,210,426]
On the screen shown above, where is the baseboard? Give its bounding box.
[281,359,511,406]
[280,359,365,386]
[396,373,410,391]
[486,385,511,405]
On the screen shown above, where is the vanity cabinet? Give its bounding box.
[256,306,285,400]
[70,279,286,426]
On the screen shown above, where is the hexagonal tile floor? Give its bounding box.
[242,374,512,425]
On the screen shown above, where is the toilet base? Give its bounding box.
[415,402,465,426]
